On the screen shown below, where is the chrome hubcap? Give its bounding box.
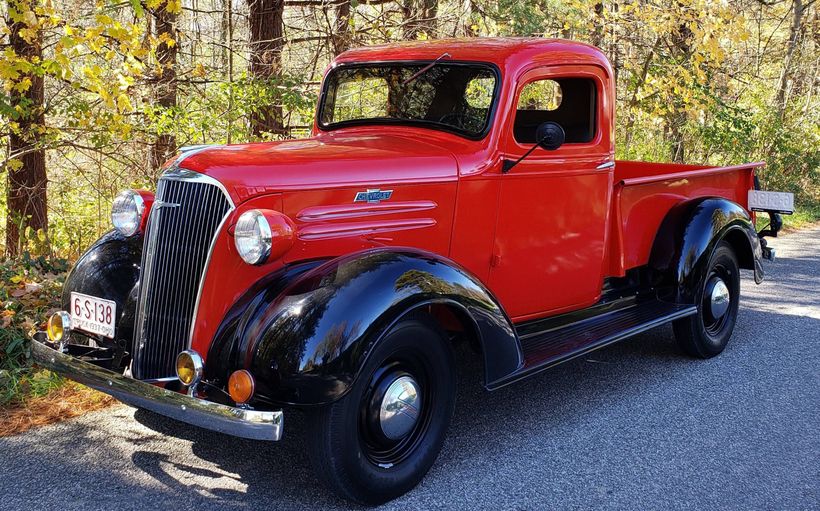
[707,278,731,318]
[379,375,422,440]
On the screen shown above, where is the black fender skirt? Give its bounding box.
[206,248,522,407]
[650,197,764,302]
[61,230,142,350]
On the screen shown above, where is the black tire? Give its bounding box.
[306,314,456,505]
[673,241,741,358]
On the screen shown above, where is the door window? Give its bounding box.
[513,77,597,144]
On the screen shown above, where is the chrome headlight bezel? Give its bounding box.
[111,189,145,237]
[175,350,204,387]
[234,209,273,265]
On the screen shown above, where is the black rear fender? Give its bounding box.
[650,197,763,302]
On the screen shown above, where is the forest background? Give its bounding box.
[0,0,818,416]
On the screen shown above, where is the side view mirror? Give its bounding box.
[502,121,567,173]
[535,121,565,151]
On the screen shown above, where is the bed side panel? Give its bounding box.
[613,165,756,274]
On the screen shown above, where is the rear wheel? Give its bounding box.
[673,241,740,358]
[306,314,455,505]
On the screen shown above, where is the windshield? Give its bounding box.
[319,62,499,138]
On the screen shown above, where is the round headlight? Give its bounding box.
[234,210,272,265]
[111,190,145,237]
[175,350,203,386]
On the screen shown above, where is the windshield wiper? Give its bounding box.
[402,52,451,86]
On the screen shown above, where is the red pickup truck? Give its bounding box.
[32,38,790,504]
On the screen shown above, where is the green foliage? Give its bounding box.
[143,73,318,145]
[0,255,68,406]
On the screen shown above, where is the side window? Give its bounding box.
[518,79,562,111]
[513,77,597,145]
[331,76,389,122]
[464,76,494,109]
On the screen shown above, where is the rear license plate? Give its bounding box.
[748,190,794,214]
[70,292,116,339]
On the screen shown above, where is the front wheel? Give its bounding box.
[673,241,741,358]
[306,314,456,505]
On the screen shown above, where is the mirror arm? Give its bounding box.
[502,136,547,174]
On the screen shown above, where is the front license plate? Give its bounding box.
[748,190,794,214]
[70,292,116,339]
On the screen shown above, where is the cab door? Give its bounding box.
[488,65,614,321]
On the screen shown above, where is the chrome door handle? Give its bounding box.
[596,161,615,170]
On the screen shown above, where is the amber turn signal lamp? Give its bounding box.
[46,311,72,343]
[175,350,203,386]
[228,370,255,404]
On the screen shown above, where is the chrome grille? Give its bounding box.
[132,169,233,380]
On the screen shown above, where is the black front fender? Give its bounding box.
[650,197,763,302]
[61,230,142,349]
[209,249,521,406]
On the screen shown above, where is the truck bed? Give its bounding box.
[608,160,764,276]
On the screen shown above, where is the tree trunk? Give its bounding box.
[591,1,604,48]
[5,0,47,257]
[220,0,231,70]
[247,0,286,138]
[775,0,804,121]
[461,0,478,37]
[331,0,352,55]
[610,0,620,83]
[667,14,693,163]
[150,4,178,170]
[403,0,437,40]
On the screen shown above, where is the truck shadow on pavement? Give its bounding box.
[126,330,679,507]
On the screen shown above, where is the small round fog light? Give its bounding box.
[175,350,203,386]
[47,311,72,343]
[228,370,255,404]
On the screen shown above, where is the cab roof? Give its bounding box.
[333,38,612,77]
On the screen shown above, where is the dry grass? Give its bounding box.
[0,383,117,437]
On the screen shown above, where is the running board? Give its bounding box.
[488,300,697,390]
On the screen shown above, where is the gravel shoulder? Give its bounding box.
[2,226,819,511]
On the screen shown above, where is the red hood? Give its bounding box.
[176,130,460,204]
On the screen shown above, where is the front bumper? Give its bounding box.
[30,335,283,441]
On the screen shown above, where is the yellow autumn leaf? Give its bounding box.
[95,14,114,26]
[7,158,23,171]
[165,0,183,14]
[116,93,133,113]
[14,76,32,92]
[23,10,38,27]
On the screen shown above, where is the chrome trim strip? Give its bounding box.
[141,376,179,384]
[161,166,234,207]
[296,200,438,222]
[178,144,213,153]
[132,179,166,377]
[596,161,615,170]
[297,218,437,241]
[31,338,282,441]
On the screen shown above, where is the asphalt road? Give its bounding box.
[2,226,819,511]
